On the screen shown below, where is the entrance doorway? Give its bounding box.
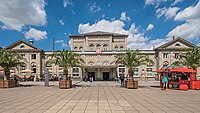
[88,72,95,81]
[103,72,110,81]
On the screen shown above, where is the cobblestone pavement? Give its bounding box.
[0,81,200,113]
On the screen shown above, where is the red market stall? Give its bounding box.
[154,65,200,90]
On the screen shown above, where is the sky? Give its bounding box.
[0,0,200,51]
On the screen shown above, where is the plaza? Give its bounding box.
[0,81,200,113]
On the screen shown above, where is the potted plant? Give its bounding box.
[0,50,24,88]
[115,50,152,89]
[47,50,84,89]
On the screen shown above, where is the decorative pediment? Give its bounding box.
[156,38,197,50]
[5,40,42,51]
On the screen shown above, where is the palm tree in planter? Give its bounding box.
[172,48,200,70]
[48,50,84,89]
[0,50,24,88]
[115,50,153,89]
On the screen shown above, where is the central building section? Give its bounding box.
[70,31,128,80]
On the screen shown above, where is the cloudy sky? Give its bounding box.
[0,0,199,50]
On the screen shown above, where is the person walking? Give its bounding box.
[162,74,168,90]
[120,74,125,87]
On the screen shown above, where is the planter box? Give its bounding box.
[0,80,16,88]
[59,80,72,89]
[125,80,138,89]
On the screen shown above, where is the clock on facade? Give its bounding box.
[96,61,101,65]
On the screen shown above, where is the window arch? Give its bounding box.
[79,47,83,51]
[31,62,36,73]
[89,44,94,51]
[163,61,169,67]
[175,43,180,46]
[96,44,101,48]
[120,46,123,50]
[114,46,118,50]
[20,45,25,48]
[74,47,78,51]
[103,44,108,51]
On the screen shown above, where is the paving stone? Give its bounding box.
[0,81,200,113]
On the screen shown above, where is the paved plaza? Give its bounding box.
[0,81,200,113]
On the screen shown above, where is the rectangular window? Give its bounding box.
[31,54,36,59]
[146,64,153,77]
[163,53,168,58]
[133,68,139,76]
[73,67,79,76]
[118,65,125,77]
[20,54,25,58]
[175,53,179,59]
[46,66,52,70]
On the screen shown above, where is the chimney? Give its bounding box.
[172,36,175,40]
[29,40,33,45]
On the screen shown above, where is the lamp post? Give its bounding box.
[44,69,49,87]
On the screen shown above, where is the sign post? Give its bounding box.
[44,69,49,87]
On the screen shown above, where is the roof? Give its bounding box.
[4,40,43,51]
[155,37,198,50]
[70,31,128,37]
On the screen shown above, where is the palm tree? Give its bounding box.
[115,50,153,80]
[173,48,200,70]
[0,50,24,80]
[47,50,84,80]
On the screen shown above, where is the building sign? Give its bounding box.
[96,48,102,54]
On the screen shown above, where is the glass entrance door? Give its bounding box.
[88,72,95,81]
[103,72,110,81]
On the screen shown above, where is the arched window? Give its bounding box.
[79,47,83,51]
[175,43,180,46]
[103,44,108,51]
[96,44,101,49]
[163,61,169,67]
[31,63,36,73]
[74,47,78,51]
[89,44,94,51]
[103,61,109,65]
[20,45,25,48]
[120,46,123,50]
[114,46,118,50]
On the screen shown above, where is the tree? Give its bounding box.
[0,50,24,80]
[47,50,84,80]
[115,50,153,80]
[173,48,200,70]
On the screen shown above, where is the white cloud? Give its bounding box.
[167,18,200,40]
[146,24,154,31]
[168,1,200,41]
[156,7,180,20]
[55,40,64,43]
[78,19,168,50]
[0,0,47,31]
[62,43,68,48]
[171,0,183,6]
[120,12,131,21]
[63,0,70,8]
[174,0,200,21]
[145,0,167,6]
[59,19,65,26]
[89,3,101,13]
[24,28,47,41]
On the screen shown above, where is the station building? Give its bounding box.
[3,31,200,81]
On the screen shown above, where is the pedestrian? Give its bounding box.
[89,74,93,82]
[120,74,125,87]
[84,73,88,82]
[162,74,168,90]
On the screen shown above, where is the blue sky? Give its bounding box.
[0,0,200,50]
